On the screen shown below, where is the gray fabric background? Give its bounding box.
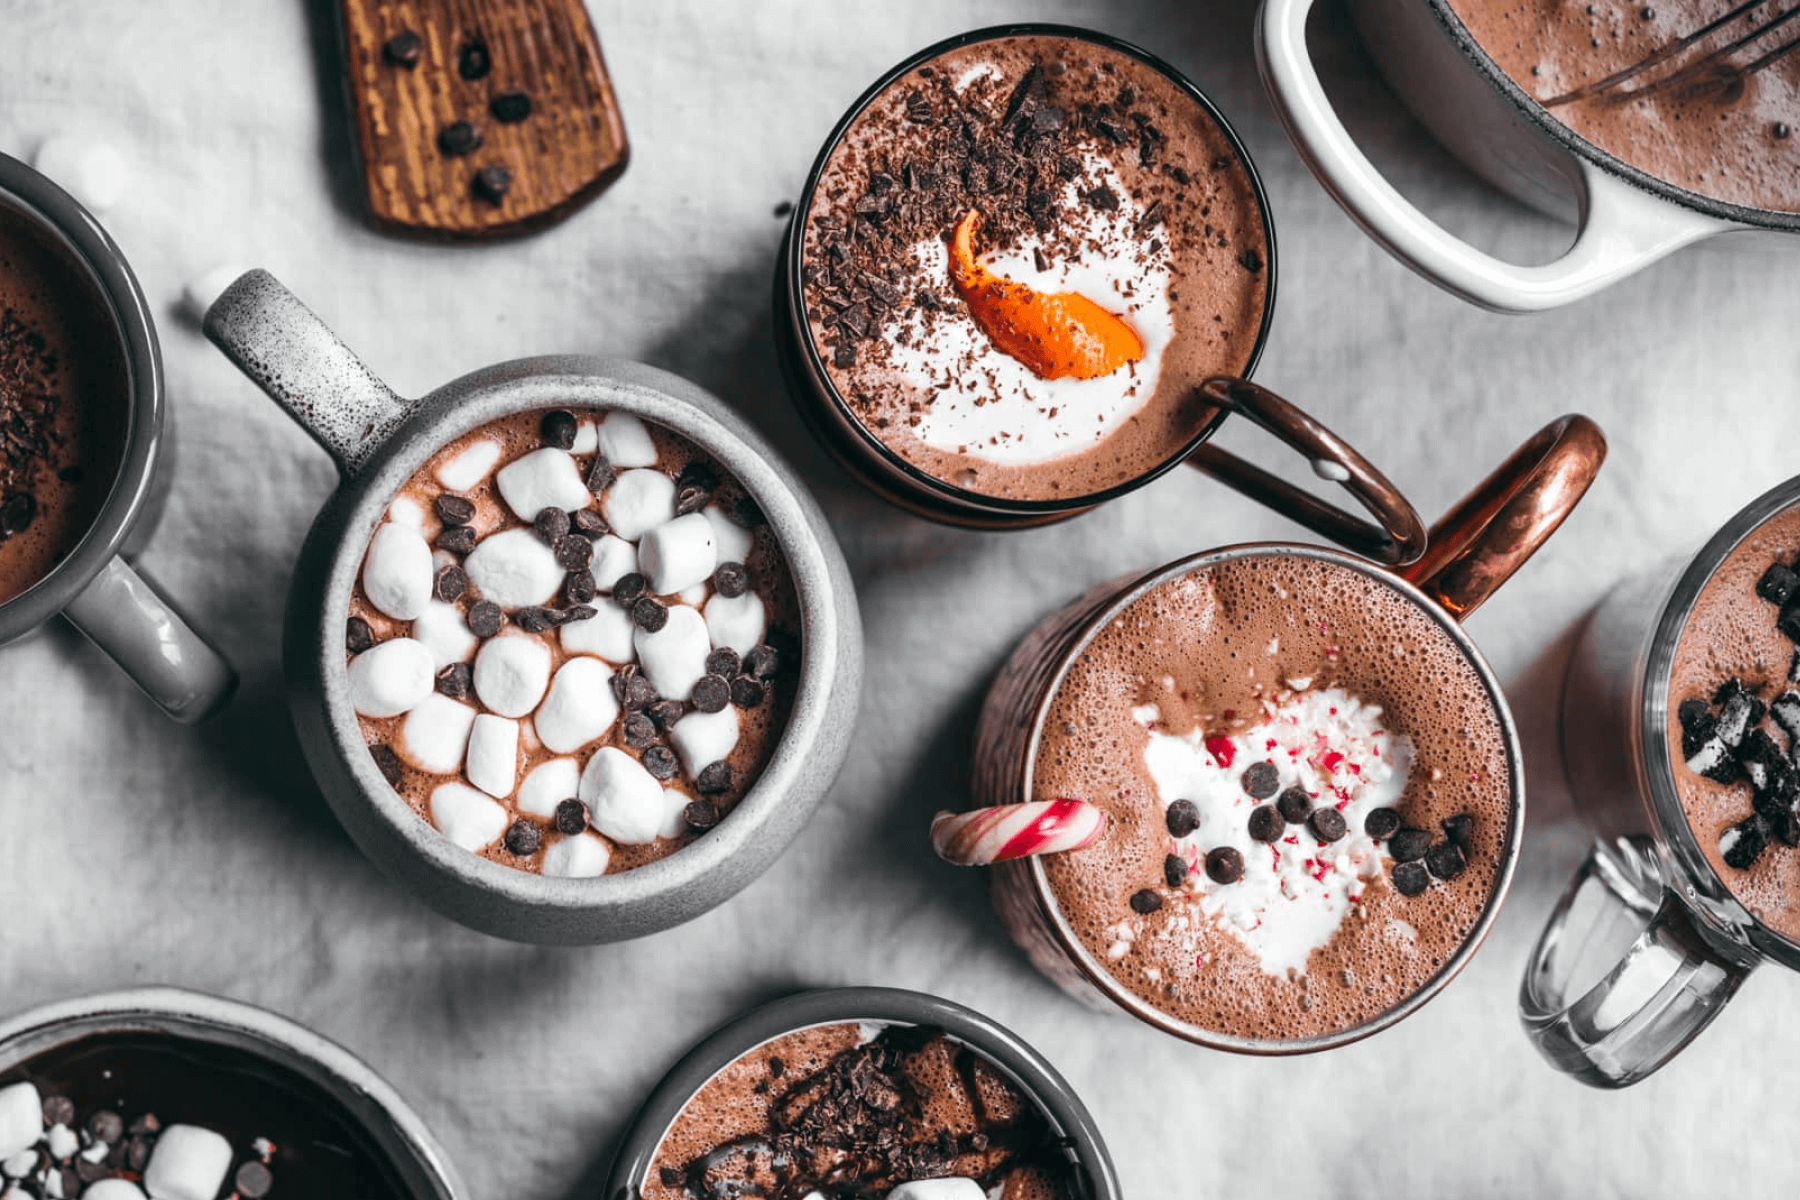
[2,1,1798,1196]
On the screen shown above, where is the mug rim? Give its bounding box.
[601,986,1121,1200]
[782,21,1279,518]
[1421,0,1800,233]
[1014,541,1527,1053]
[307,358,852,928]
[0,985,464,1199]
[0,151,163,639]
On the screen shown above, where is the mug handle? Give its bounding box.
[202,269,409,478]
[1520,835,1755,1088]
[1255,0,1733,313]
[1185,377,1429,566]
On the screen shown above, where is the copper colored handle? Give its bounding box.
[1400,414,1607,620]
[1186,378,1427,565]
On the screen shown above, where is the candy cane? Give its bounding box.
[930,799,1108,866]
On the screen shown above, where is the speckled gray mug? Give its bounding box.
[202,269,862,944]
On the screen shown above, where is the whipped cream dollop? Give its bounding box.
[1134,685,1413,976]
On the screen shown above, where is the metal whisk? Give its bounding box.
[1544,2,1800,105]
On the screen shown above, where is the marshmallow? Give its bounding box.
[435,438,501,491]
[516,756,580,817]
[143,1124,232,1200]
[45,1123,76,1160]
[466,714,519,798]
[635,604,711,701]
[534,657,620,753]
[0,1083,39,1159]
[362,521,434,620]
[496,447,591,522]
[638,512,718,595]
[399,693,477,774]
[473,633,552,717]
[3,1150,34,1178]
[413,599,478,668]
[346,637,434,718]
[429,782,509,851]
[387,495,426,529]
[464,528,564,608]
[543,832,611,877]
[595,412,658,467]
[590,534,638,592]
[704,503,756,564]
[579,747,665,844]
[660,788,693,839]
[705,591,767,657]
[603,469,677,541]
[560,600,636,663]
[82,1182,148,1200]
[671,706,740,777]
[179,262,247,326]
[34,135,126,213]
[571,419,598,454]
[678,582,709,607]
[887,1181,986,1200]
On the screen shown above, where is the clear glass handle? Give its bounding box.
[1520,836,1756,1087]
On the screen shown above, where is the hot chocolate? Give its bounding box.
[798,31,1270,503]
[1029,553,1512,1042]
[1668,500,1800,941]
[1449,0,1800,213]
[0,200,127,607]
[346,407,799,877]
[644,1022,1073,1200]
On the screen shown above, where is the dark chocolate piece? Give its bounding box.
[345,616,374,654]
[1129,888,1163,914]
[504,820,541,856]
[713,561,749,598]
[1240,761,1280,800]
[434,494,476,525]
[1163,853,1189,887]
[1442,814,1475,847]
[491,91,533,124]
[1248,805,1284,843]
[1308,807,1347,843]
[1205,846,1245,884]
[555,798,589,834]
[1392,860,1431,896]
[467,600,503,638]
[438,120,482,156]
[1276,786,1311,824]
[692,674,730,713]
[540,409,577,449]
[1164,798,1201,839]
[383,29,423,67]
[1363,807,1401,840]
[1424,840,1467,881]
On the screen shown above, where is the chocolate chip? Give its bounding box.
[467,600,503,637]
[676,461,718,494]
[625,672,658,709]
[1205,846,1246,884]
[125,1136,151,1171]
[346,616,374,654]
[1425,840,1467,880]
[565,570,597,605]
[555,798,589,834]
[648,699,684,730]
[730,675,766,708]
[1129,888,1163,914]
[1241,761,1280,799]
[434,494,476,525]
[1780,604,1800,644]
[383,29,423,67]
[1248,805,1284,843]
[126,1113,159,1137]
[438,120,482,156]
[369,744,404,786]
[660,1167,684,1187]
[491,91,533,124]
[706,647,741,677]
[1,492,37,535]
[1238,248,1263,273]
[1759,563,1800,607]
[697,762,733,794]
[87,1110,123,1144]
[1777,122,1793,140]
[570,508,609,537]
[1165,798,1201,838]
[473,165,512,205]
[685,799,721,829]
[613,572,647,607]
[554,533,593,571]
[643,746,679,780]
[674,486,708,517]
[1163,854,1189,887]
[504,820,541,856]
[76,1157,109,1183]
[1364,807,1402,840]
[734,496,765,527]
[905,90,933,123]
[435,524,478,555]
[692,674,730,713]
[1308,807,1347,843]
[744,643,780,679]
[1276,786,1311,824]
[1389,828,1431,862]
[236,1161,274,1199]
[540,409,577,449]
[1392,860,1431,896]
[436,662,472,699]
[586,454,616,493]
[515,606,558,633]
[535,506,571,544]
[633,596,668,631]
[1442,814,1475,847]
[622,712,657,748]
[433,564,468,602]
[57,465,82,483]
[42,1095,73,1126]
[457,40,491,80]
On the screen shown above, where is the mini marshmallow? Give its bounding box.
[595,412,658,467]
[429,782,509,851]
[560,601,636,663]
[45,1123,77,1161]
[678,582,709,607]
[387,494,426,529]
[705,591,767,657]
[435,438,502,491]
[635,604,711,701]
[399,693,477,774]
[660,789,692,839]
[143,1124,232,1200]
[496,447,591,522]
[466,714,519,798]
[534,656,620,754]
[638,512,718,595]
[704,503,755,564]
[347,637,434,718]
[571,419,598,454]
[0,1083,39,1159]
[671,706,740,777]
[34,135,127,213]
[473,633,552,717]
[362,521,434,620]
[463,528,564,608]
[82,1182,147,1200]
[2,1150,34,1178]
[179,262,247,326]
[542,832,611,877]
[413,600,478,668]
[579,747,665,844]
[603,469,677,541]
[516,756,580,817]
[886,1181,985,1200]
[590,534,638,591]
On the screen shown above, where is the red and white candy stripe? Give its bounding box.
[930,799,1108,866]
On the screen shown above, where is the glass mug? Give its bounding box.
[1525,475,1800,1086]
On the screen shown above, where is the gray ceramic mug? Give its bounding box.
[202,270,862,944]
[0,986,464,1198]
[603,986,1120,1200]
[0,152,235,722]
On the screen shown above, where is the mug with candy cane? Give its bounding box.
[944,393,1608,1054]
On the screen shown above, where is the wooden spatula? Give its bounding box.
[336,0,629,239]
